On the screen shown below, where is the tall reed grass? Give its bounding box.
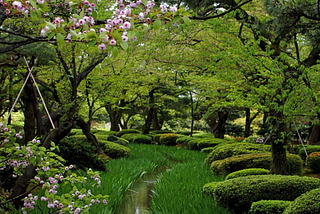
[14,143,230,214]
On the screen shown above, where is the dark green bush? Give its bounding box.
[210,153,302,175]
[100,140,131,159]
[225,168,270,180]
[121,133,142,143]
[149,130,172,134]
[176,136,193,145]
[298,145,320,160]
[203,182,218,196]
[283,188,320,214]
[205,142,271,164]
[201,147,215,153]
[249,200,292,214]
[153,134,163,144]
[159,133,181,146]
[188,138,227,151]
[132,134,152,144]
[106,135,129,146]
[209,174,320,213]
[306,152,320,172]
[116,129,140,137]
[58,136,107,171]
[192,133,215,138]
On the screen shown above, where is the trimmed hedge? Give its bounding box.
[283,188,320,214]
[298,145,320,160]
[116,129,140,137]
[306,152,320,172]
[225,168,270,180]
[205,142,271,164]
[91,129,116,136]
[249,200,292,214]
[203,182,218,196]
[121,133,142,143]
[176,136,193,145]
[132,134,152,144]
[159,133,181,146]
[201,147,215,153]
[100,140,131,159]
[106,135,129,146]
[58,136,107,171]
[207,174,320,213]
[210,153,303,175]
[188,138,227,151]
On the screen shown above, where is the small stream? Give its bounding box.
[114,167,170,214]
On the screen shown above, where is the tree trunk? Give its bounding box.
[76,118,104,155]
[214,110,229,139]
[142,88,157,134]
[308,125,320,145]
[268,110,290,174]
[244,108,251,137]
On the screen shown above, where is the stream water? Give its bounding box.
[114,167,169,214]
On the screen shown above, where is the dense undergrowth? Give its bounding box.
[16,143,230,214]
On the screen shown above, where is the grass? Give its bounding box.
[14,143,230,214]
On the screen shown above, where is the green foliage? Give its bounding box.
[175,136,193,145]
[100,140,131,159]
[203,182,219,196]
[58,136,107,171]
[297,145,320,160]
[192,133,215,138]
[225,168,270,180]
[205,143,271,164]
[283,188,320,214]
[250,200,292,214]
[116,129,140,137]
[210,175,320,213]
[92,129,117,136]
[153,134,163,144]
[188,137,227,151]
[210,153,302,175]
[106,135,129,146]
[132,134,152,144]
[120,133,142,143]
[306,152,320,173]
[201,147,215,153]
[159,133,181,146]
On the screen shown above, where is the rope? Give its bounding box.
[6,58,56,129]
[23,57,55,129]
[7,67,33,125]
[294,122,308,157]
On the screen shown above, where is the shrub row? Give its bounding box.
[188,138,227,151]
[204,174,320,213]
[210,152,303,175]
[205,142,271,164]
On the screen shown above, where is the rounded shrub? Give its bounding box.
[249,200,292,214]
[91,129,116,136]
[283,188,320,214]
[205,142,271,164]
[58,136,107,171]
[201,147,215,153]
[100,140,131,159]
[106,135,129,146]
[188,138,227,151]
[121,133,142,143]
[132,134,152,144]
[116,129,140,137]
[209,174,320,213]
[226,168,270,180]
[306,152,320,172]
[203,182,219,196]
[298,145,320,160]
[176,136,193,145]
[210,153,302,175]
[159,133,181,146]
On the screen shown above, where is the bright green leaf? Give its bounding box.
[112,47,119,57]
[45,21,56,30]
[141,0,148,6]
[48,32,56,40]
[86,31,97,39]
[56,33,65,46]
[88,40,97,47]
[183,16,191,25]
[153,19,162,30]
[120,42,128,51]
[70,30,78,38]
[112,31,122,41]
